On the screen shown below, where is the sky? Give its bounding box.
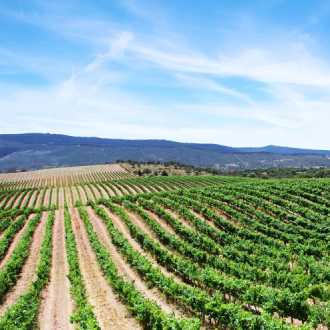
[1,0,330,148]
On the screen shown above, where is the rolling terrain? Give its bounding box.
[1,133,330,172]
[0,164,328,329]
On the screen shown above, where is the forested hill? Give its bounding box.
[0,133,330,172]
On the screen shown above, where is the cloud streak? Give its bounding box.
[0,0,330,148]
[85,31,134,72]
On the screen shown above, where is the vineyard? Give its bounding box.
[0,163,329,329]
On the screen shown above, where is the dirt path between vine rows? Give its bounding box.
[112,184,127,195]
[35,189,45,208]
[146,210,177,236]
[125,208,183,259]
[58,187,65,209]
[38,209,74,330]
[87,207,184,317]
[128,184,144,194]
[155,184,169,192]
[156,200,223,234]
[90,185,101,200]
[96,184,110,199]
[84,185,95,201]
[164,208,202,233]
[136,185,154,193]
[106,184,120,196]
[0,212,47,316]
[145,184,162,193]
[44,188,51,208]
[70,208,140,330]
[97,207,185,285]
[12,192,23,209]
[0,214,34,269]
[120,184,136,195]
[4,193,17,209]
[51,188,57,208]
[77,186,88,204]
[20,191,31,208]
[71,186,80,206]
[64,187,73,208]
[28,190,38,208]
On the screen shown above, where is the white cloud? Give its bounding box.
[85,31,134,72]
[1,1,330,148]
[175,74,254,105]
[121,37,330,89]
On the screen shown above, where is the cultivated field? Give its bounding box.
[0,163,131,188]
[0,164,329,329]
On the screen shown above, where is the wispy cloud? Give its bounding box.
[85,31,134,72]
[121,37,330,88]
[1,0,330,148]
[174,74,255,105]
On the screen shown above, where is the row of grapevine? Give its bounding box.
[0,173,329,328]
[0,175,229,210]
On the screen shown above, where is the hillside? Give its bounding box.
[0,168,329,329]
[0,133,330,172]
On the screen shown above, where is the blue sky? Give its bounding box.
[1,0,330,148]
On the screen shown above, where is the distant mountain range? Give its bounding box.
[0,133,330,172]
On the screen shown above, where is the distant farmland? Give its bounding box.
[0,164,329,329]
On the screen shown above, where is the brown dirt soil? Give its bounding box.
[147,184,163,193]
[122,184,136,195]
[0,197,6,209]
[4,194,17,209]
[163,207,238,250]
[115,184,130,195]
[77,186,88,204]
[64,187,73,208]
[97,184,111,197]
[71,186,80,206]
[27,190,38,208]
[0,212,47,316]
[122,210,263,326]
[316,324,329,330]
[211,206,242,227]
[152,184,166,192]
[44,188,51,208]
[0,214,33,269]
[116,163,131,174]
[146,210,177,236]
[90,185,101,200]
[70,208,141,330]
[88,207,184,317]
[125,208,182,258]
[190,209,239,231]
[98,207,185,285]
[0,164,131,189]
[135,185,153,193]
[51,188,57,207]
[35,189,45,208]
[127,209,170,242]
[121,184,136,195]
[38,209,74,330]
[0,195,8,208]
[128,184,144,194]
[58,188,65,209]
[156,182,176,192]
[107,184,121,196]
[84,186,95,201]
[165,208,199,231]
[12,192,23,209]
[21,191,33,208]
[96,184,109,199]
